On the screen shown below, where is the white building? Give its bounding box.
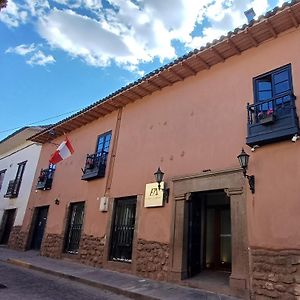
[0,127,43,246]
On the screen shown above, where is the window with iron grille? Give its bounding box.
[81,131,112,181]
[4,161,26,198]
[110,197,137,263]
[246,64,299,146]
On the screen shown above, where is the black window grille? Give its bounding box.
[4,161,26,198]
[81,131,112,181]
[110,197,137,263]
[64,202,85,254]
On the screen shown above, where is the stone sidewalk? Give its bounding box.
[0,247,240,300]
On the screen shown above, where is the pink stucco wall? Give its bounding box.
[24,27,300,250]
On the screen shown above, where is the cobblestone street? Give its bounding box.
[0,262,131,300]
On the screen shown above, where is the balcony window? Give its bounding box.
[4,161,26,198]
[247,64,299,146]
[81,131,112,181]
[36,164,56,191]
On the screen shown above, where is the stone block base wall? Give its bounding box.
[136,239,169,281]
[40,233,64,258]
[251,249,300,299]
[8,226,27,250]
[79,234,105,267]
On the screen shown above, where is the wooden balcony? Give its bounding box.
[4,179,21,198]
[81,152,108,181]
[36,168,55,190]
[246,93,299,146]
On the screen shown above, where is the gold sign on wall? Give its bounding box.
[144,182,164,207]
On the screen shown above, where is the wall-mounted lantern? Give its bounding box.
[237,148,255,194]
[54,198,60,205]
[154,167,169,203]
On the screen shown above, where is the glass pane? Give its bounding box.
[258,91,272,101]
[96,133,112,154]
[257,80,271,91]
[274,81,290,95]
[220,209,232,265]
[274,70,288,84]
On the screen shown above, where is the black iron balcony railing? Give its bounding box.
[36,168,55,190]
[246,92,299,146]
[4,179,21,198]
[81,151,108,181]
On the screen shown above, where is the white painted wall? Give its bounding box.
[0,141,42,226]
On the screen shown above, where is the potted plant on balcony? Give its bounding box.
[258,109,275,125]
[86,157,94,169]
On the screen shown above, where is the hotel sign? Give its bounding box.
[144,182,164,207]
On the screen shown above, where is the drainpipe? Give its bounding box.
[104,108,123,197]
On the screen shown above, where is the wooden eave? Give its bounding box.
[29,1,300,144]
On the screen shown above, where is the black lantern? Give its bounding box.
[154,167,164,190]
[237,148,249,176]
[237,149,255,194]
[154,167,169,203]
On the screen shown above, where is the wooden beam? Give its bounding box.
[226,38,241,55]
[245,29,258,47]
[159,73,173,84]
[114,95,130,105]
[61,123,78,131]
[82,113,96,122]
[102,102,117,110]
[210,47,225,62]
[288,8,299,28]
[265,20,277,38]
[59,125,72,133]
[196,54,210,69]
[120,94,134,102]
[137,84,152,95]
[146,79,162,90]
[181,62,197,75]
[128,89,143,98]
[101,103,115,112]
[86,110,102,118]
[106,100,123,108]
[168,68,184,80]
[69,118,88,126]
[94,106,110,114]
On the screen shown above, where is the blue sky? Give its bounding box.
[0,0,286,140]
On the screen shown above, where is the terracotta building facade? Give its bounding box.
[13,2,300,299]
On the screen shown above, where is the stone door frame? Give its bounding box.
[169,168,249,291]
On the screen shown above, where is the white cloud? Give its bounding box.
[0,0,28,27]
[1,0,275,73]
[5,43,55,67]
[52,0,102,10]
[26,50,56,66]
[24,0,50,17]
[189,0,270,49]
[6,43,36,55]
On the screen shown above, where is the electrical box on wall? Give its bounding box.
[99,196,109,212]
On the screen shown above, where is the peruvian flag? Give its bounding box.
[49,137,74,164]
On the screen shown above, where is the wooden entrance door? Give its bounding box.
[31,206,49,250]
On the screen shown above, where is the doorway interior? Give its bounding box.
[187,190,231,282]
[0,209,16,245]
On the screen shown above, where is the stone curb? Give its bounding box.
[6,258,158,300]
